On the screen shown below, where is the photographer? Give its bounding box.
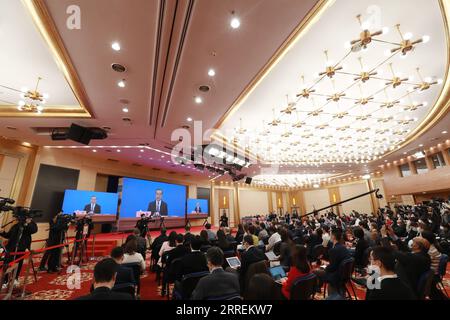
[38,212,71,273]
[135,214,149,238]
[0,214,38,285]
[72,215,93,264]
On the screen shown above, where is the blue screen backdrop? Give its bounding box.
[120,178,186,218]
[187,199,209,215]
[62,190,119,214]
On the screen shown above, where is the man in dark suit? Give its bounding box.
[147,189,168,216]
[239,235,266,291]
[192,247,240,300]
[83,196,101,214]
[380,226,431,298]
[177,236,208,280]
[183,226,195,246]
[110,247,135,286]
[365,246,415,300]
[314,228,350,288]
[77,258,133,300]
[194,202,202,213]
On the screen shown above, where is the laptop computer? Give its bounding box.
[226,257,241,269]
[265,251,279,261]
[270,266,287,283]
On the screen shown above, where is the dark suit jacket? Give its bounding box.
[177,251,208,280]
[77,286,133,300]
[195,206,202,213]
[115,265,136,285]
[394,250,431,297]
[192,268,240,300]
[239,246,266,289]
[365,277,416,300]
[147,200,168,216]
[83,203,101,214]
[325,243,351,285]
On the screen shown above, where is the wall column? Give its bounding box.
[233,186,240,227]
[210,182,215,226]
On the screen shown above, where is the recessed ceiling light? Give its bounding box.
[194,96,202,104]
[122,107,129,113]
[442,130,448,134]
[111,42,121,51]
[230,17,240,29]
[118,80,126,88]
[419,144,424,147]
[208,69,216,77]
[140,149,144,153]
[92,149,97,153]
[187,117,193,122]
[117,149,121,152]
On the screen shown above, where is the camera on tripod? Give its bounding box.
[57,213,76,226]
[12,207,43,223]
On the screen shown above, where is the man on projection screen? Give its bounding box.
[147,189,168,216]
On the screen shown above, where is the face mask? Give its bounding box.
[411,227,417,232]
[440,226,445,230]
[408,240,414,248]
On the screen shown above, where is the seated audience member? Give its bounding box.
[314,228,350,290]
[246,273,281,300]
[77,258,133,300]
[158,231,177,266]
[324,283,345,300]
[380,226,431,298]
[235,224,245,244]
[192,247,240,300]
[277,228,293,268]
[177,236,209,279]
[248,225,259,246]
[266,226,281,251]
[258,224,269,241]
[123,237,146,273]
[421,230,446,300]
[205,223,217,241]
[150,228,168,266]
[239,235,267,291]
[166,233,190,266]
[110,247,135,286]
[217,229,232,252]
[281,245,312,299]
[183,226,195,246]
[353,227,370,270]
[322,225,331,248]
[365,246,415,300]
[133,228,147,260]
[224,227,236,243]
[199,230,212,247]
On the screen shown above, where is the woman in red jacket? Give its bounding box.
[282,245,312,299]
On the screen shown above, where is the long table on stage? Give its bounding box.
[117,216,185,231]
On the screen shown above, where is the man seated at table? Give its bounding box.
[192,247,240,300]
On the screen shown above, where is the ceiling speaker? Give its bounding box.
[68,123,93,145]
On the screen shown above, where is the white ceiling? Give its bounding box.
[219,0,447,172]
[0,0,78,108]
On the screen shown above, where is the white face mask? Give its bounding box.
[408,240,414,249]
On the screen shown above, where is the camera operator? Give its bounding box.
[72,215,93,264]
[135,213,150,238]
[38,212,71,273]
[0,214,38,285]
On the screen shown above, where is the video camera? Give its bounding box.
[12,206,43,222]
[0,197,15,212]
[57,213,77,225]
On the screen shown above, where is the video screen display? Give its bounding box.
[62,190,119,214]
[187,199,209,215]
[120,177,187,218]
